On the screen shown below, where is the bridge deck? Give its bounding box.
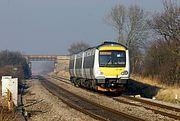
[24,55,70,61]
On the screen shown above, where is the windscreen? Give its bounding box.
[99,50,126,67]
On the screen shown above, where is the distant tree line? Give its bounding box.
[0,50,31,83]
[68,41,90,55]
[107,0,180,85]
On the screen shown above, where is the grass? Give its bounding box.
[131,74,180,105]
[56,70,70,78]
[0,98,19,121]
[156,88,180,104]
[131,74,164,88]
[0,107,18,121]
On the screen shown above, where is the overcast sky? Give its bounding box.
[0,0,167,55]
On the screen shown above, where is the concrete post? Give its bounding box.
[54,61,58,73]
[28,62,32,71]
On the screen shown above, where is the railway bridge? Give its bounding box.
[24,55,70,73]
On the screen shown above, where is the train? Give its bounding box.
[69,41,130,92]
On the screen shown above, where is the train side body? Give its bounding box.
[69,42,130,92]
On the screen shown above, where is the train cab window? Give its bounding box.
[99,50,126,67]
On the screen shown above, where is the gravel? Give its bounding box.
[47,75,179,121]
[23,79,98,121]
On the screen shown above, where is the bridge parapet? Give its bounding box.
[24,55,70,73]
[57,55,70,60]
[27,56,56,61]
[24,55,70,61]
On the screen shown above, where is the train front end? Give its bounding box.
[94,42,130,92]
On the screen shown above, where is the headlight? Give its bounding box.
[121,70,128,75]
[97,70,104,75]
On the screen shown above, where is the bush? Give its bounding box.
[143,39,179,85]
[141,0,180,86]
[0,50,31,81]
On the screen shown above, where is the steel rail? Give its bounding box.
[40,76,145,121]
[123,96,180,112]
[48,75,71,85]
[113,97,180,120]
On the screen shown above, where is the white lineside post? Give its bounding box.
[8,78,18,106]
[1,76,18,108]
[2,76,12,96]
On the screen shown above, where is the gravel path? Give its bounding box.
[23,79,98,121]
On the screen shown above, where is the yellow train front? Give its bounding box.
[69,41,130,92]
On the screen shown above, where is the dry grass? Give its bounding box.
[156,88,180,104]
[131,74,165,88]
[131,74,180,104]
[57,70,70,78]
[0,107,18,121]
[0,98,19,121]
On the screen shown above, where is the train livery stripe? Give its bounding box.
[99,46,125,51]
[99,67,125,77]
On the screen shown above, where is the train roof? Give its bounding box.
[96,41,128,49]
[84,41,128,51]
[71,41,128,55]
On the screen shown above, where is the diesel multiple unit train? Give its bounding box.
[69,41,130,92]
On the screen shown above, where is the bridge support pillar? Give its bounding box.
[28,62,32,71]
[54,61,58,73]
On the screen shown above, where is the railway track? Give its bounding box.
[113,96,180,120]
[48,75,71,85]
[122,96,180,112]
[40,76,144,121]
[49,75,180,120]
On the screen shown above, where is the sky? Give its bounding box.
[0,0,166,55]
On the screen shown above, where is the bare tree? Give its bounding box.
[108,5,149,48]
[0,50,31,79]
[68,41,90,55]
[144,0,180,85]
[107,5,126,42]
[107,5,149,73]
[150,0,180,56]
